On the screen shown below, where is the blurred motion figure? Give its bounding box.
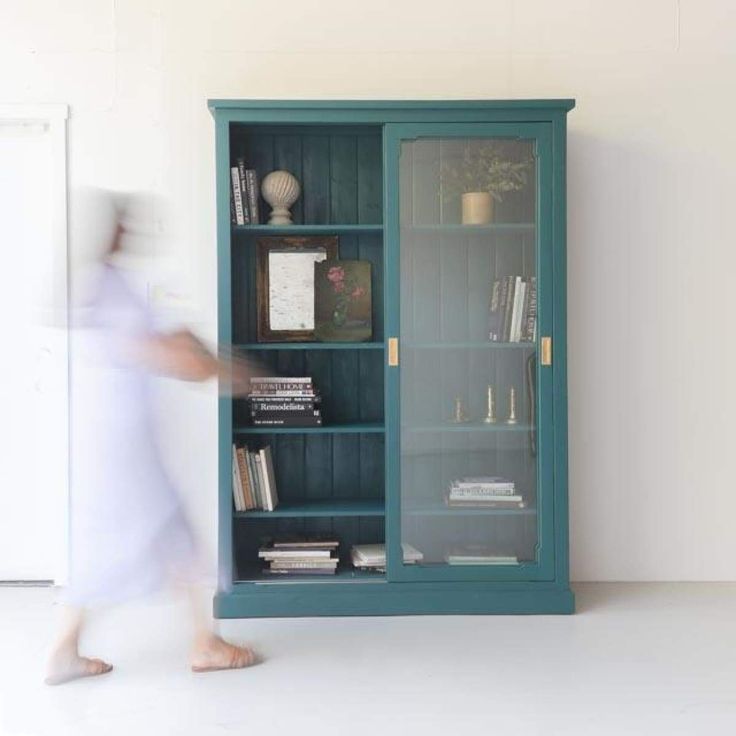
[46,190,256,685]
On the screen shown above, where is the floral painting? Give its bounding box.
[314,260,372,342]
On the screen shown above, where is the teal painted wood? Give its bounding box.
[214,583,575,618]
[383,121,556,585]
[209,99,576,115]
[212,99,574,616]
[215,114,234,592]
[235,342,384,351]
[234,498,384,518]
[234,423,384,434]
[232,225,383,235]
[552,112,571,590]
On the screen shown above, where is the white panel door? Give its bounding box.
[0,108,68,582]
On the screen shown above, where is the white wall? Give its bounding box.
[3,0,735,582]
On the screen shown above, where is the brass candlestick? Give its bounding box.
[483,384,497,424]
[506,387,518,425]
[451,396,469,423]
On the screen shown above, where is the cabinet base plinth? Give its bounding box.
[214,583,575,618]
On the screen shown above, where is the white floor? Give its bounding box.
[1,584,735,736]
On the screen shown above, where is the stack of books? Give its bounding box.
[258,535,340,576]
[445,547,519,565]
[230,157,260,225]
[248,377,322,427]
[488,275,537,343]
[350,543,424,572]
[445,476,525,509]
[231,444,278,511]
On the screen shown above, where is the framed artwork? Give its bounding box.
[314,260,372,342]
[256,236,338,342]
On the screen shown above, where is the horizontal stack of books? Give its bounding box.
[230,157,260,225]
[258,535,340,576]
[248,377,322,427]
[488,275,537,343]
[445,476,525,509]
[445,546,519,566]
[350,543,424,572]
[231,444,278,511]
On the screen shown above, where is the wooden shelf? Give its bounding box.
[235,498,384,518]
[405,341,536,350]
[405,505,537,517]
[236,342,384,351]
[233,224,383,236]
[234,423,385,435]
[406,423,532,433]
[402,223,534,234]
[235,567,386,584]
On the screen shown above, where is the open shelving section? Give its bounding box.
[223,121,387,589]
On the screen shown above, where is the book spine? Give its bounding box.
[252,417,323,427]
[248,390,318,398]
[251,411,322,420]
[230,167,245,226]
[253,452,268,510]
[249,399,320,410]
[247,449,262,509]
[510,276,524,342]
[502,276,515,342]
[236,447,253,510]
[519,279,531,342]
[236,158,250,224]
[231,445,244,511]
[251,377,313,384]
[524,276,537,343]
[488,279,501,341]
[245,169,260,224]
[450,486,516,495]
[249,384,314,393]
[250,404,320,419]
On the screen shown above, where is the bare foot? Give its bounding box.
[191,634,258,673]
[45,653,113,686]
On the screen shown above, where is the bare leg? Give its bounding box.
[45,606,113,686]
[187,587,258,672]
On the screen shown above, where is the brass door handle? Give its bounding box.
[540,336,552,366]
[388,337,399,366]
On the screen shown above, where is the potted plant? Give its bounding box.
[441,142,533,225]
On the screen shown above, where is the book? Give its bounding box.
[230,167,245,226]
[260,445,278,511]
[488,279,502,341]
[269,559,339,569]
[251,377,312,384]
[510,276,525,342]
[446,553,518,565]
[231,444,244,511]
[245,169,260,224]
[236,157,251,223]
[250,395,321,407]
[523,276,537,342]
[236,446,254,510]
[501,275,515,342]
[252,416,323,427]
[445,497,526,509]
[273,535,339,549]
[251,449,265,509]
[351,543,423,568]
[259,549,334,559]
[250,405,321,415]
[448,492,523,503]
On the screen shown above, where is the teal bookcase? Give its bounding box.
[209,100,575,617]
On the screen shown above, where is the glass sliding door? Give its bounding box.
[385,123,555,582]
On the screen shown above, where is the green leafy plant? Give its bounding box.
[441,142,533,202]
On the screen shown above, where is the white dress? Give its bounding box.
[66,264,198,607]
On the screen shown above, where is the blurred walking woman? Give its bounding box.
[46,190,256,685]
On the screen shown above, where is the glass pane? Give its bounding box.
[399,136,539,569]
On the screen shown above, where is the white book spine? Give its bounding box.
[231,167,245,226]
[231,445,244,511]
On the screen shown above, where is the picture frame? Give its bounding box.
[256,236,338,342]
[314,260,373,342]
